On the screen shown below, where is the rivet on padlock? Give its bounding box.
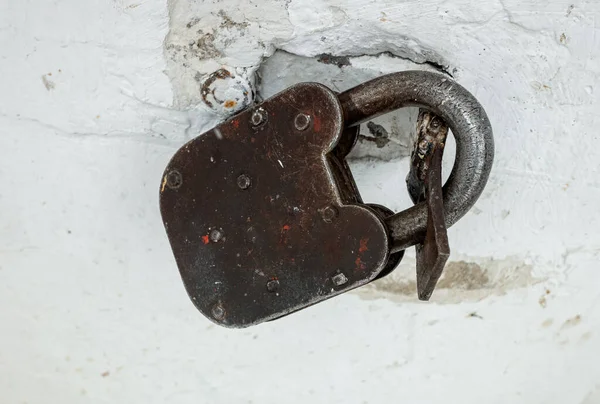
[160,71,494,328]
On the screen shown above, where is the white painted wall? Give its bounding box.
[1,0,599,403]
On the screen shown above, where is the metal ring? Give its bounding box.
[338,71,494,252]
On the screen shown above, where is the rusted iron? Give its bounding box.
[161,83,389,328]
[338,71,494,252]
[200,68,232,108]
[160,71,494,328]
[408,110,450,300]
[406,110,449,205]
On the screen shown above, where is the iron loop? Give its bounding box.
[338,71,494,252]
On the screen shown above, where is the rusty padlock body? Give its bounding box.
[160,71,494,328]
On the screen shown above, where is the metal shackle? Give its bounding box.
[338,71,495,253]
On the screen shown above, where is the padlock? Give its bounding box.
[159,71,494,328]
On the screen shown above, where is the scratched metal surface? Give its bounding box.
[338,71,494,252]
[160,83,390,328]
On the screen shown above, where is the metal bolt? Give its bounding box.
[166,170,182,189]
[251,108,267,126]
[266,279,280,293]
[237,174,251,190]
[321,206,338,223]
[212,303,225,320]
[210,228,224,242]
[294,113,311,131]
[332,273,348,286]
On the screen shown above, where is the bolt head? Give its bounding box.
[321,206,338,223]
[332,273,348,286]
[266,279,280,293]
[166,170,182,189]
[251,108,267,126]
[294,113,311,131]
[237,174,251,190]
[209,228,223,243]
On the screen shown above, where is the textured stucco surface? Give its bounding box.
[1,0,600,403]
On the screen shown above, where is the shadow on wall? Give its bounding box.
[355,256,541,304]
